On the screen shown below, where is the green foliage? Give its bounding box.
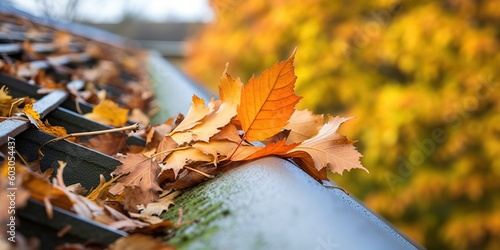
[184,0,500,249]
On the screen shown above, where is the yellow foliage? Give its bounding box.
[22,101,71,140]
[185,0,500,249]
[84,99,129,127]
[0,85,23,117]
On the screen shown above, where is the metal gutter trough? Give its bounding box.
[162,157,422,250]
[0,4,424,250]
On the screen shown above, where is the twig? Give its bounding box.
[38,123,139,158]
[325,186,350,195]
[150,146,190,160]
[14,149,29,166]
[227,134,245,160]
[175,208,183,226]
[9,98,25,116]
[184,165,214,178]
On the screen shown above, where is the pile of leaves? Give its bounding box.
[1,50,366,249]
[0,13,155,125]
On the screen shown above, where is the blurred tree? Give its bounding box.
[184,0,500,249]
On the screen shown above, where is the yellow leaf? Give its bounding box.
[22,101,71,140]
[170,95,212,134]
[184,67,243,142]
[84,99,129,127]
[237,50,301,142]
[0,86,23,116]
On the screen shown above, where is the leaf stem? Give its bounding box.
[150,146,190,160]
[184,165,214,178]
[227,134,245,160]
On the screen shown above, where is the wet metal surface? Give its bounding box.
[165,157,423,250]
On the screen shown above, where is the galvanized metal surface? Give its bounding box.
[149,51,212,123]
[164,157,423,250]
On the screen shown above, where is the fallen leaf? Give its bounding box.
[84,99,129,127]
[154,136,179,162]
[210,123,242,143]
[169,95,211,135]
[160,147,213,177]
[129,108,150,126]
[288,115,367,175]
[284,109,324,144]
[231,139,298,161]
[237,49,301,142]
[124,186,156,213]
[109,154,161,206]
[109,234,175,250]
[183,66,243,142]
[193,140,239,162]
[39,120,72,139]
[81,133,127,156]
[0,85,24,116]
[163,163,219,190]
[137,190,180,216]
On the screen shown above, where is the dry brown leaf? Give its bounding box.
[237,49,301,142]
[137,190,180,216]
[124,186,156,213]
[170,95,212,135]
[155,136,179,162]
[160,147,213,177]
[109,234,175,250]
[211,123,242,143]
[163,163,219,190]
[81,133,127,156]
[84,99,129,127]
[284,109,324,144]
[192,140,239,162]
[109,154,161,206]
[86,174,122,201]
[288,115,367,175]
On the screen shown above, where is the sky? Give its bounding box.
[10,0,214,23]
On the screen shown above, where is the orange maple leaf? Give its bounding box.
[237,49,301,142]
[231,139,298,161]
[288,115,367,175]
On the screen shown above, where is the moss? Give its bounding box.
[162,181,232,249]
